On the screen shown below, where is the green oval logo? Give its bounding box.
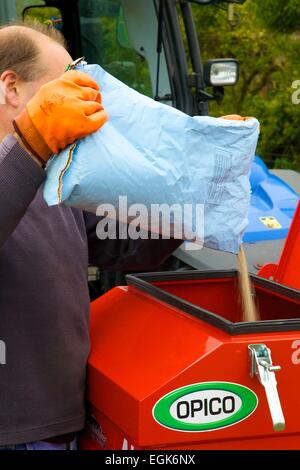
[153,382,258,432]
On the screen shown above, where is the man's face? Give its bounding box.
[0,34,72,140]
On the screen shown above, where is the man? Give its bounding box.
[0,23,181,450]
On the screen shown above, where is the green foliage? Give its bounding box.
[23,6,61,26]
[254,0,300,34]
[192,0,300,169]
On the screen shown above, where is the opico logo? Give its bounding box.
[153,382,258,432]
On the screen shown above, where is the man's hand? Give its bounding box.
[13,70,108,164]
[220,114,253,121]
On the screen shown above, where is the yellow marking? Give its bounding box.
[259,216,282,230]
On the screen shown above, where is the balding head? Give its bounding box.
[0,23,72,82]
[0,23,73,141]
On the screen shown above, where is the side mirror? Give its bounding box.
[204,59,239,87]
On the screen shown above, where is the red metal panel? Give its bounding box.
[259,201,300,290]
[81,275,300,449]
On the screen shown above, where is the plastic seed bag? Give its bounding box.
[43,64,260,253]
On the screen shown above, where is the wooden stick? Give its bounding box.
[237,245,260,322]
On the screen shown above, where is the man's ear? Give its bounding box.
[0,70,20,108]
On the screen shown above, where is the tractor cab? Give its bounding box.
[4,0,242,115]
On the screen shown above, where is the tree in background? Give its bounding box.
[255,0,300,33]
[192,0,300,169]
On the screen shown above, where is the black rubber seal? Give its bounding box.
[126,270,300,335]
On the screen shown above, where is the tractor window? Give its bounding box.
[0,1,62,27]
[78,0,153,96]
[0,0,16,23]
[0,0,43,23]
[78,0,172,101]
[1,0,172,102]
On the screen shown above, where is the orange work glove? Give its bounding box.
[13,70,108,163]
[220,114,253,121]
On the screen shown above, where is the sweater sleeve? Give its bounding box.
[0,134,45,248]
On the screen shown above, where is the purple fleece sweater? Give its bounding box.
[0,135,181,445]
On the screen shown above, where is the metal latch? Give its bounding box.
[248,344,285,431]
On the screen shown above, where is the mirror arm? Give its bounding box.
[212,86,225,103]
[196,86,224,103]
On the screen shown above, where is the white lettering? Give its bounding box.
[0,340,6,365]
[291,80,300,104]
[95,196,204,249]
[122,438,135,451]
[96,204,117,240]
[291,340,300,365]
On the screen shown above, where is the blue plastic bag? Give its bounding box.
[43,64,260,253]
